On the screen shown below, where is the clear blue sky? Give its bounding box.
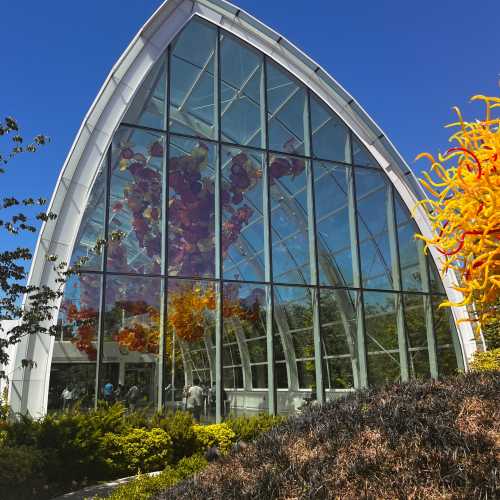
[1,0,499,254]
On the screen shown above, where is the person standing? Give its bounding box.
[61,385,73,411]
[125,383,140,412]
[186,378,203,422]
[103,380,114,404]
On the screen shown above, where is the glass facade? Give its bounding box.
[48,16,462,418]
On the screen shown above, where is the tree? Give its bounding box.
[0,116,64,365]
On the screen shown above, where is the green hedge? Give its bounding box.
[0,406,284,499]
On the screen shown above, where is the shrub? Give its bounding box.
[0,446,48,500]
[192,423,235,454]
[161,373,500,499]
[101,427,173,476]
[151,411,197,462]
[226,414,284,442]
[469,348,500,372]
[104,455,207,500]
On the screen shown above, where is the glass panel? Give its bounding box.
[428,257,446,294]
[48,273,101,411]
[364,291,401,386]
[352,135,379,168]
[266,61,307,155]
[274,286,316,415]
[108,127,165,274]
[220,33,264,148]
[223,282,267,415]
[355,168,394,290]
[167,279,215,422]
[320,288,357,391]
[123,55,167,130]
[168,136,217,278]
[101,275,162,409]
[314,161,355,286]
[395,197,424,291]
[69,161,106,271]
[222,146,265,281]
[404,294,430,379]
[432,297,459,376]
[270,153,312,284]
[310,95,349,162]
[169,18,217,139]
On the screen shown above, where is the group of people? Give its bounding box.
[183,379,229,422]
[102,381,142,409]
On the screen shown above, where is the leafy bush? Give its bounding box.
[0,445,48,500]
[151,411,197,462]
[193,423,236,454]
[470,348,500,372]
[104,455,207,500]
[101,427,173,476]
[226,414,284,442]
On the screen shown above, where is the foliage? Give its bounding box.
[226,414,284,443]
[0,116,67,364]
[192,423,236,454]
[469,348,500,372]
[103,455,208,500]
[416,95,500,327]
[101,427,173,476]
[162,373,500,499]
[151,410,198,462]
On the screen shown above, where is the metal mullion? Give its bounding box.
[94,149,112,408]
[213,28,224,423]
[306,90,324,403]
[387,185,409,382]
[348,132,368,389]
[158,47,171,411]
[262,56,276,415]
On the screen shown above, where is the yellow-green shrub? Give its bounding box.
[193,423,235,454]
[469,348,500,372]
[101,428,173,476]
[226,414,284,442]
[103,455,207,500]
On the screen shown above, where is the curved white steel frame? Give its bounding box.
[10,0,476,416]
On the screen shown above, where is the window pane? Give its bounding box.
[274,285,316,406]
[314,162,355,286]
[266,61,307,155]
[364,291,401,386]
[270,154,312,284]
[49,273,101,411]
[320,288,357,390]
[356,168,394,290]
[102,275,162,408]
[432,296,459,376]
[108,127,165,274]
[428,257,446,294]
[310,95,349,162]
[168,136,216,278]
[221,146,265,281]
[170,18,217,139]
[396,197,424,291]
[404,294,430,379]
[168,279,215,420]
[352,135,379,168]
[70,161,106,271]
[123,55,166,130]
[220,33,264,147]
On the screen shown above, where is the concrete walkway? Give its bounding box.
[52,471,161,500]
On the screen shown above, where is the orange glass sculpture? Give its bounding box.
[416,95,500,326]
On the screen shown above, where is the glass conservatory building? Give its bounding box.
[8,0,476,419]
